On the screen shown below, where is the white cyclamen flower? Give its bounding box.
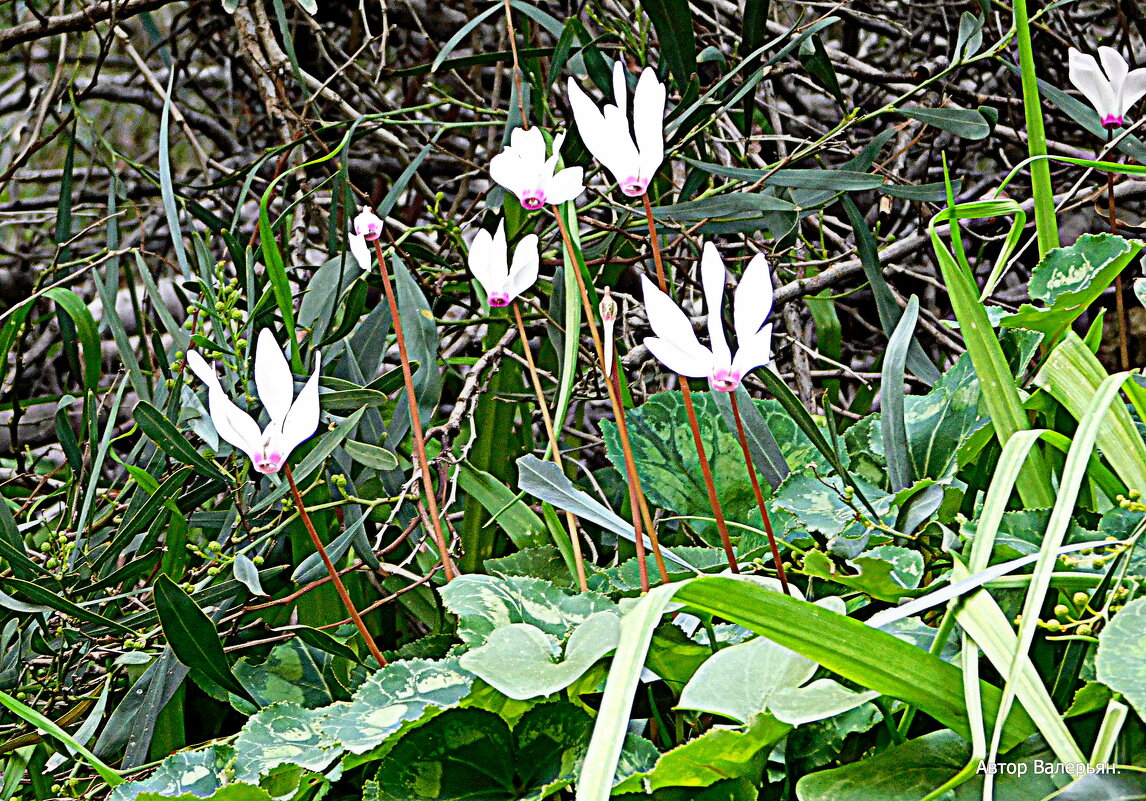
[567,61,666,197]
[354,205,385,240]
[1068,47,1146,129]
[187,329,321,474]
[489,127,584,211]
[641,243,774,392]
[467,221,539,307]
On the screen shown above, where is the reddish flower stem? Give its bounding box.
[284,464,387,667]
[729,392,789,593]
[373,240,457,581]
[641,192,739,573]
[552,206,667,590]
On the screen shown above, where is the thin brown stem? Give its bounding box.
[284,465,387,667]
[553,206,654,592]
[729,393,788,593]
[512,300,588,591]
[373,240,457,581]
[503,0,528,128]
[641,191,739,573]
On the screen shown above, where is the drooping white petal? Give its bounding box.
[1098,46,1129,94]
[490,149,531,198]
[506,233,540,301]
[611,60,629,119]
[600,105,642,180]
[733,252,774,346]
[552,131,567,155]
[510,126,546,166]
[543,166,585,205]
[1120,68,1146,118]
[640,275,712,376]
[278,352,322,456]
[254,329,294,425]
[186,350,264,462]
[568,77,639,186]
[632,67,666,182]
[1069,48,1117,119]
[467,228,502,296]
[700,243,731,368]
[730,322,774,380]
[348,233,372,273]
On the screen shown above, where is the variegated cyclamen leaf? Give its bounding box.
[321,658,473,754]
[439,575,615,648]
[233,702,339,782]
[110,746,236,801]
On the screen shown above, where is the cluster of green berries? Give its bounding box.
[1117,488,1146,513]
[39,533,72,573]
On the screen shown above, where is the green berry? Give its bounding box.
[1076,623,1093,636]
[1073,591,1090,606]
[1053,604,1069,617]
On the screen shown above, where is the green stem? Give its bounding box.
[1012,0,1059,256]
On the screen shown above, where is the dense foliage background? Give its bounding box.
[3,0,1146,798]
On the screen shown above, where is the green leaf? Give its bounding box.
[135,401,230,483]
[386,254,442,444]
[459,611,620,700]
[0,689,122,787]
[343,440,399,471]
[769,679,881,726]
[1096,596,1146,722]
[233,639,345,708]
[1032,333,1146,492]
[712,389,790,488]
[882,296,919,491]
[651,192,797,222]
[109,746,236,800]
[795,730,1060,801]
[515,456,696,572]
[0,578,136,635]
[903,107,992,140]
[770,470,891,539]
[233,702,338,783]
[440,575,615,648]
[321,658,472,754]
[1003,233,1142,337]
[798,34,843,103]
[44,287,101,391]
[154,575,255,703]
[485,546,571,585]
[620,716,790,793]
[637,0,696,88]
[677,634,817,723]
[458,462,548,549]
[374,704,592,801]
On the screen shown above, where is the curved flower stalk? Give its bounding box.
[1068,47,1146,129]
[567,61,666,197]
[467,221,539,307]
[641,243,774,393]
[186,329,321,474]
[490,127,584,210]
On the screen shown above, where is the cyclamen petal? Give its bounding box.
[354,206,385,240]
[1068,46,1146,129]
[640,245,777,392]
[466,220,538,306]
[187,330,323,474]
[568,62,666,196]
[489,127,583,210]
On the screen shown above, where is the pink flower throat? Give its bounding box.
[621,176,649,197]
[489,292,510,307]
[521,190,545,210]
[1101,114,1125,129]
[709,369,741,393]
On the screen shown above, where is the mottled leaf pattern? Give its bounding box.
[233,702,339,782]
[322,658,473,754]
[440,575,614,647]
